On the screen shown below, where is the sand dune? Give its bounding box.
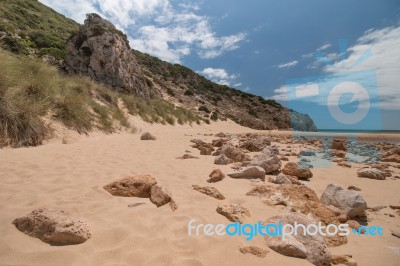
[0,119,399,265]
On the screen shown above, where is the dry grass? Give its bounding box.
[0,49,200,147]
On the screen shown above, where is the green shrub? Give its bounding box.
[210,111,218,121]
[198,105,210,114]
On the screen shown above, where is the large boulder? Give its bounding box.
[216,203,250,224]
[249,153,282,174]
[264,213,332,266]
[13,208,91,245]
[220,145,250,162]
[63,14,150,97]
[357,168,386,180]
[320,184,367,218]
[228,166,266,180]
[104,175,157,197]
[282,162,313,180]
[150,185,171,207]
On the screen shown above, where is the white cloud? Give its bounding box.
[317,43,331,51]
[277,60,298,69]
[199,67,238,86]
[39,0,246,63]
[272,26,400,110]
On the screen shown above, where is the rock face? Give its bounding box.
[264,213,332,266]
[249,153,282,174]
[13,208,91,245]
[192,185,225,200]
[282,162,313,180]
[228,166,266,180]
[104,175,157,197]
[63,14,150,97]
[216,203,250,224]
[320,184,367,218]
[357,168,386,180]
[208,169,225,183]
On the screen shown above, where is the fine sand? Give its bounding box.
[0,118,399,266]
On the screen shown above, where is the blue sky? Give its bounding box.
[40,0,400,130]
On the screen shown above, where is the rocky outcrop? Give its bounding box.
[239,136,270,152]
[63,14,150,97]
[216,203,250,224]
[320,184,367,218]
[13,208,91,245]
[264,213,331,266]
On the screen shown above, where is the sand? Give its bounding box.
[0,118,399,266]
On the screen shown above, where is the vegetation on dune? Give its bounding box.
[0,0,79,59]
[0,49,200,147]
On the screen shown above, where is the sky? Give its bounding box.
[40,0,400,130]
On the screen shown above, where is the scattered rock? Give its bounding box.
[347,185,361,191]
[389,205,400,210]
[216,203,250,223]
[338,162,352,168]
[212,139,224,147]
[104,175,157,197]
[367,205,386,212]
[192,185,225,200]
[357,168,386,180]
[282,162,313,180]
[178,154,199,159]
[332,139,347,151]
[346,220,362,232]
[320,184,367,218]
[250,153,282,174]
[240,136,271,152]
[338,214,349,223]
[228,166,266,180]
[128,202,146,208]
[332,255,357,266]
[300,150,316,156]
[215,132,226,138]
[141,132,156,140]
[272,173,292,184]
[208,169,225,183]
[264,213,332,266]
[280,156,289,161]
[150,185,172,207]
[239,246,269,258]
[220,145,250,162]
[13,208,91,245]
[214,154,232,165]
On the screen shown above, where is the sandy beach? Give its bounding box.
[0,119,399,266]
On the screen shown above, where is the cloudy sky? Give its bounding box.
[40,0,400,130]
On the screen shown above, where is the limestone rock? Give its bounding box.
[239,246,269,258]
[141,132,156,140]
[320,184,367,218]
[228,166,266,180]
[220,145,250,162]
[214,154,232,165]
[150,185,172,207]
[13,208,91,245]
[357,168,386,180]
[282,162,313,180]
[250,153,282,174]
[104,175,157,197]
[216,203,250,224]
[192,185,225,200]
[208,169,225,183]
[264,213,332,266]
